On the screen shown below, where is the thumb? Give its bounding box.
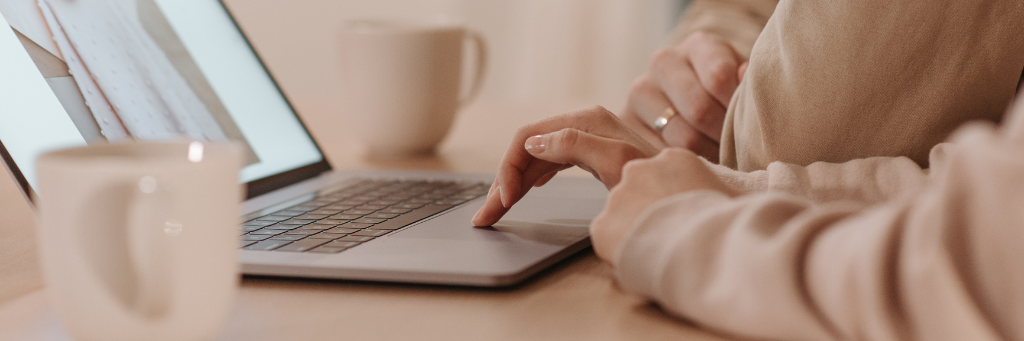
[524,128,643,188]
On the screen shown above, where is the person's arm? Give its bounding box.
[701,151,928,205]
[613,124,1024,340]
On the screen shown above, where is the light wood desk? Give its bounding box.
[0,100,729,341]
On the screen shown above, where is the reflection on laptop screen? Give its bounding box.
[0,0,323,190]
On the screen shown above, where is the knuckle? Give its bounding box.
[553,128,581,149]
[514,124,533,138]
[622,157,650,175]
[686,31,720,46]
[677,132,705,152]
[682,31,711,47]
[577,105,608,119]
[662,147,694,160]
[704,61,737,95]
[595,106,616,121]
[610,141,636,164]
[628,77,651,94]
[589,105,611,116]
[626,78,656,106]
[650,48,681,69]
[688,104,721,129]
[685,96,716,122]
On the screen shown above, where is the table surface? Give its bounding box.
[0,100,729,341]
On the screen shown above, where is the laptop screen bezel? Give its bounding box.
[0,0,334,203]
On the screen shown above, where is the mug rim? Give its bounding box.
[37,140,240,167]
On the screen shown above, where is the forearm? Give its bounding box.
[699,151,928,205]
[670,0,779,59]
[615,126,1024,340]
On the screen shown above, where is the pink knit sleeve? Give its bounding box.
[615,124,1024,340]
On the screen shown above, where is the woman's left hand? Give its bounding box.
[591,148,739,265]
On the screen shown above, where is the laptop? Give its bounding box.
[0,0,605,287]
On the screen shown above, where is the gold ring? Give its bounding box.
[653,107,678,132]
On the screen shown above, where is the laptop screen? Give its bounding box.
[0,0,329,199]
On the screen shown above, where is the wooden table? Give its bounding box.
[0,100,729,341]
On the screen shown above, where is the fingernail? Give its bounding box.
[471,208,484,225]
[524,135,546,154]
[499,185,510,208]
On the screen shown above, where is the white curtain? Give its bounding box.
[224,0,683,110]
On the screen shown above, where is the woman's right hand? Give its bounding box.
[471,106,660,227]
[619,31,748,162]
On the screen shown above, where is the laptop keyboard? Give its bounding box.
[240,179,489,254]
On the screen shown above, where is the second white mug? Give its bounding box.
[338,19,487,156]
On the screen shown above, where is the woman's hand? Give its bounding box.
[471,106,660,227]
[619,32,748,162]
[591,148,739,265]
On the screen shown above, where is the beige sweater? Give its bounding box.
[676,0,1024,171]
[617,98,1024,340]
[613,1,1024,340]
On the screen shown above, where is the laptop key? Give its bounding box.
[382,208,412,214]
[352,229,390,237]
[323,241,361,249]
[317,219,351,225]
[240,240,257,248]
[270,235,307,241]
[394,203,425,209]
[367,204,453,230]
[325,227,361,234]
[247,229,284,235]
[245,240,291,250]
[354,218,386,224]
[276,239,332,252]
[296,214,330,220]
[243,235,272,241]
[262,225,301,231]
[298,224,334,230]
[338,222,374,229]
[305,233,340,240]
[308,247,347,254]
[335,235,374,242]
[283,230,319,235]
[244,221,277,228]
[328,214,362,220]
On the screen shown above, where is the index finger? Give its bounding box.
[472,112,593,226]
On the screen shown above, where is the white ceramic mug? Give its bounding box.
[338,19,487,156]
[35,141,242,341]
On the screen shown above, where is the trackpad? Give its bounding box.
[390,196,602,246]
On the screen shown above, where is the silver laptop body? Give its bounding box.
[240,170,604,287]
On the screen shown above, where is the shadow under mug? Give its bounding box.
[338,19,487,157]
[35,141,242,341]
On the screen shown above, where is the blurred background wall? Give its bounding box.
[222,0,687,112]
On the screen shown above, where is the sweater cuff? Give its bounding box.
[614,190,733,300]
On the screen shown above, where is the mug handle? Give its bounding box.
[125,176,175,318]
[459,30,488,107]
[79,176,175,319]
